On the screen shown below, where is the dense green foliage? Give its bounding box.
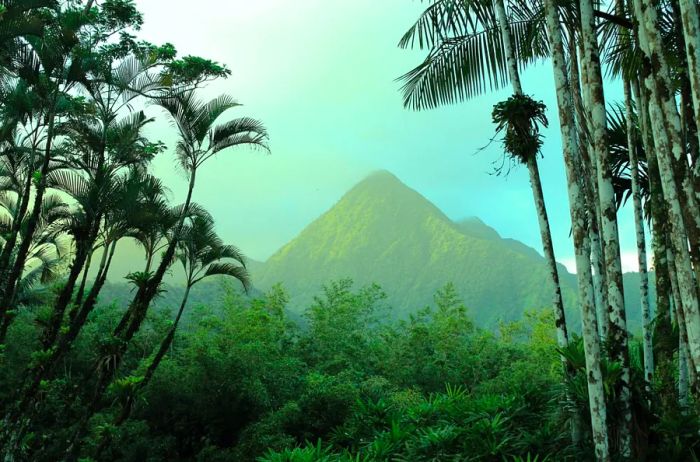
[0,281,581,460]
[1,280,694,461]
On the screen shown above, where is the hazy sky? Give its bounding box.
[132,0,642,273]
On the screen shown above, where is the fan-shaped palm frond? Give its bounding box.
[399,19,548,110]
[398,0,495,50]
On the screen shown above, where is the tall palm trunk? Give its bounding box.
[570,35,610,339]
[3,239,118,456]
[635,0,700,244]
[579,0,632,452]
[632,0,700,378]
[676,0,700,152]
[73,248,94,310]
[670,0,700,280]
[623,80,653,383]
[634,80,673,341]
[495,8,579,439]
[40,224,97,349]
[542,0,609,458]
[494,0,570,363]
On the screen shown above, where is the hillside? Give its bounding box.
[92,171,653,330]
[251,171,581,326]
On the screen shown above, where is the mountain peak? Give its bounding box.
[339,170,449,223]
[350,170,408,192]
[254,171,577,326]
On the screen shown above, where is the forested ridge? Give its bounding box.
[0,0,700,461]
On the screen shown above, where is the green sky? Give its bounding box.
[132,0,642,273]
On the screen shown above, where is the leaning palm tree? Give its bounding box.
[111,90,266,343]
[94,214,250,456]
[400,0,568,341]
[64,90,268,457]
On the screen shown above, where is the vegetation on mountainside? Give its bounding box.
[254,172,579,326]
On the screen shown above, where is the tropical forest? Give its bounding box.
[1,0,700,461]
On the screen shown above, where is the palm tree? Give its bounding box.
[64,90,268,457]
[400,0,584,440]
[95,214,250,456]
[607,102,654,386]
[491,0,571,365]
[675,0,700,154]
[400,0,570,361]
[540,0,610,457]
[110,90,266,340]
[631,0,700,381]
[12,169,169,426]
[577,0,632,451]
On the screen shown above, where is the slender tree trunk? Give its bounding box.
[494,0,570,366]
[73,248,94,312]
[633,0,700,378]
[572,35,610,340]
[677,0,700,153]
[635,0,700,245]
[670,0,700,283]
[526,159,569,348]
[40,230,95,350]
[3,239,118,455]
[494,5,580,440]
[579,0,632,452]
[623,80,654,382]
[634,81,673,336]
[543,1,610,458]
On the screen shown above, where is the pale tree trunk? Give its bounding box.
[623,80,653,383]
[494,0,580,441]
[570,37,610,339]
[647,94,700,375]
[494,0,570,359]
[633,0,700,379]
[677,0,700,152]
[634,81,673,337]
[579,0,632,453]
[635,0,700,243]
[668,247,699,389]
[542,0,610,458]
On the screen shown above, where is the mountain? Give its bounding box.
[252,171,581,326]
[92,170,651,330]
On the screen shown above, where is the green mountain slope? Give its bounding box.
[92,171,652,330]
[252,171,579,326]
